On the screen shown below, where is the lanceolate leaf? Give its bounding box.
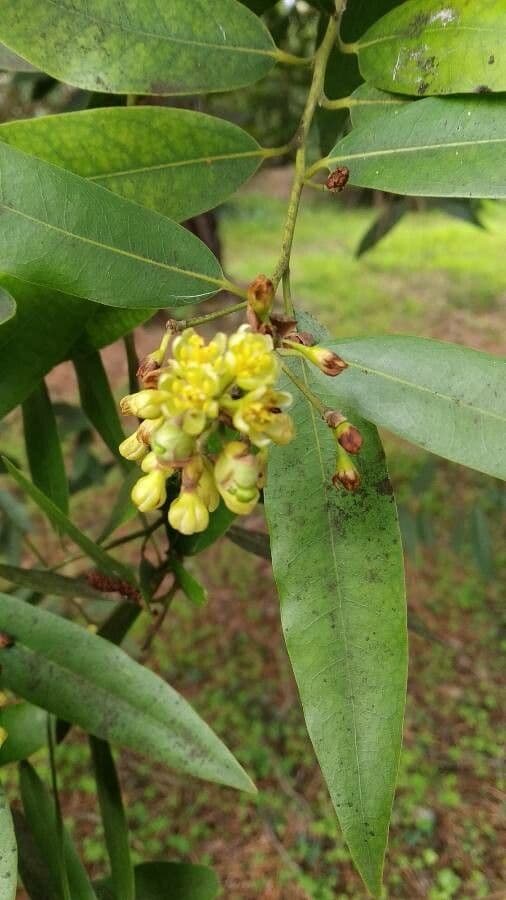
[265,313,407,897]
[325,96,506,198]
[324,336,506,480]
[95,861,219,900]
[349,84,411,129]
[3,459,135,583]
[356,0,506,96]
[90,738,134,900]
[0,0,276,95]
[0,108,266,222]
[355,199,409,257]
[22,381,69,515]
[0,563,117,604]
[0,702,48,765]
[0,787,17,900]
[73,348,125,460]
[0,144,224,309]
[0,287,16,325]
[0,594,255,793]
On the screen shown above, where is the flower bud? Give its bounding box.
[214,441,260,515]
[182,457,219,512]
[131,470,167,512]
[336,421,363,454]
[326,166,350,193]
[118,432,148,462]
[120,390,169,419]
[140,451,174,477]
[137,333,171,386]
[136,417,164,445]
[332,447,360,492]
[282,341,347,376]
[152,421,195,464]
[247,274,274,325]
[168,490,209,535]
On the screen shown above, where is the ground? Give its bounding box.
[1,180,504,899]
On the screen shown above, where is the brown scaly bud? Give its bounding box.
[137,333,171,386]
[332,446,361,492]
[247,275,275,327]
[282,340,348,376]
[326,166,350,193]
[325,411,363,454]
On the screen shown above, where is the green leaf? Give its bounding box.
[22,381,69,515]
[178,501,235,557]
[0,563,119,604]
[2,458,135,583]
[325,336,506,480]
[95,861,219,900]
[264,312,407,897]
[0,287,16,325]
[0,144,224,309]
[356,0,506,96]
[349,83,411,130]
[19,760,97,900]
[73,348,124,460]
[0,107,265,222]
[97,470,138,544]
[89,738,134,900]
[171,559,208,607]
[355,199,409,257]
[0,702,47,766]
[0,42,37,72]
[0,0,276,95]
[0,787,17,900]
[84,306,154,351]
[227,525,271,560]
[12,808,57,900]
[0,594,255,793]
[325,96,506,198]
[0,278,92,420]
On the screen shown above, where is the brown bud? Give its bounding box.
[269,313,298,341]
[332,468,361,492]
[324,410,346,429]
[337,423,363,454]
[284,330,317,347]
[326,166,350,193]
[247,275,274,323]
[137,355,161,386]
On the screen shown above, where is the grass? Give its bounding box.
[1,188,505,899]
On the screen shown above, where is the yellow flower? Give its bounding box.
[159,366,222,436]
[214,441,260,515]
[118,432,148,462]
[224,325,279,391]
[224,387,294,448]
[168,491,209,535]
[131,470,167,512]
[151,421,195,464]
[172,328,227,373]
[120,390,170,419]
[140,451,174,477]
[182,457,220,513]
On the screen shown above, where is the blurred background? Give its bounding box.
[0,2,504,897]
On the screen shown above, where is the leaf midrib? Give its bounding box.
[328,136,506,166]
[0,202,223,291]
[359,24,501,52]
[300,360,373,874]
[90,148,265,183]
[344,360,506,423]
[44,0,275,58]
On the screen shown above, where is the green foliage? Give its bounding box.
[89,738,134,900]
[95,860,219,900]
[0,786,17,900]
[0,703,47,766]
[0,287,16,325]
[21,381,69,514]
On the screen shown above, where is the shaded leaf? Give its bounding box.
[356,0,506,96]
[0,594,255,793]
[470,507,495,580]
[3,459,135,583]
[84,306,154,351]
[227,525,271,560]
[326,96,506,198]
[22,381,69,515]
[171,559,208,607]
[19,760,96,900]
[0,42,37,72]
[0,144,224,308]
[349,83,411,129]
[0,786,17,900]
[73,348,125,460]
[324,335,506,480]
[0,702,47,766]
[355,199,409,257]
[0,0,276,95]
[0,563,118,603]
[0,287,16,325]
[265,311,407,897]
[95,861,219,900]
[0,107,265,222]
[97,470,138,544]
[13,807,57,900]
[90,738,134,900]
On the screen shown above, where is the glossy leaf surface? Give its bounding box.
[265,313,407,897]
[0,594,255,793]
[327,96,506,198]
[0,0,276,95]
[356,0,506,96]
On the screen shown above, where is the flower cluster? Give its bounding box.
[119,325,295,535]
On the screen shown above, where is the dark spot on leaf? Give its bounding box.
[406,12,430,38]
[418,81,429,96]
[488,54,495,64]
[375,477,393,496]
[475,85,492,93]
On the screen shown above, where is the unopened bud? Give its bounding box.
[118,432,148,462]
[214,441,260,515]
[131,470,167,512]
[332,447,360,492]
[141,450,174,477]
[168,490,209,535]
[137,417,163,445]
[137,334,171,386]
[326,166,350,193]
[120,390,169,419]
[182,457,219,512]
[336,421,363,454]
[152,421,195,464]
[247,275,274,324]
[282,341,347,376]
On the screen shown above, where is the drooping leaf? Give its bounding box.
[0,144,224,309]
[97,470,138,544]
[0,702,47,766]
[0,107,265,222]
[0,278,92,420]
[0,594,255,793]
[0,287,16,325]
[13,808,58,900]
[0,42,37,72]
[227,525,271,559]
[324,335,506,480]
[264,312,407,898]
[0,0,276,95]
[0,563,119,604]
[171,559,208,607]
[95,861,219,900]
[349,83,411,129]
[19,760,97,900]
[356,0,506,96]
[22,381,69,515]
[90,738,134,900]
[355,199,409,257]
[0,787,17,900]
[3,459,135,583]
[73,348,125,460]
[325,96,506,198]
